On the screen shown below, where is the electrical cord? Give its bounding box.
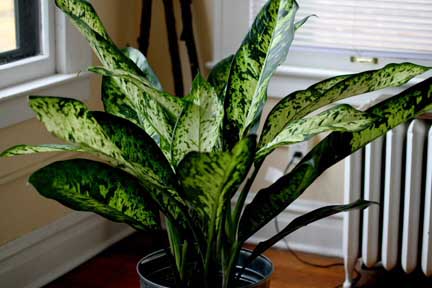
[275,149,362,287]
[274,217,362,288]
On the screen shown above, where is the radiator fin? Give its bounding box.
[362,137,384,267]
[401,120,428,273]
[381,124,407,270]
[421,125,432,276]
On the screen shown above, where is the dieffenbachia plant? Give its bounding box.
[2,0,432,287]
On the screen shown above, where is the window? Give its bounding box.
[0,0,40,65]
[250,0,432,71]
[213,0,432,75]
[0,0,55,90]
[0,0,92,128]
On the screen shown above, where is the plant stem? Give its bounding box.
[223,241,241,288]
[162,0,184,97]
[232,160,264,228]
[222,160,263,287]
[166,218,182,272]
[138,0,152,56]
[179,0,200,77]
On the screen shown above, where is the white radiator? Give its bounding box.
[343,119,432,288]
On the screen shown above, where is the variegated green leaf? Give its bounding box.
[207,55,234,99]
[260,63,430,148]
[256,104,375,160]
[123,47,162,91]
[56,1,176,152]
[30,159,159,231]
[102,47,162,140]
[90,67,183,155]
[91,66,183,121]
[177,136,256,237]
[28,96,167,187]
[91,111,176,187]
[246,200,374,264]
[0,144,84,157]
[27,96,191,229]
[239,76,432,241]
[29,96,125,162]
[55,0,110,41]
[101,77,147,131]
[294,14,316,30]
[223,0,298,149]
[172,75,224,166]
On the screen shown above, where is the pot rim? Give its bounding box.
[237,248,274,288]
[136,248,274,288]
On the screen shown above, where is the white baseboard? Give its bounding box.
[0,211,134,288]
[243,197,344,258]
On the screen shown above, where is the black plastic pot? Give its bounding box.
[136,248,274,288]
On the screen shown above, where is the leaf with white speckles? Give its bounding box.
[30,159,159,231]
[208,55,234,100]
[24,96,189,227]
[256,104,375,160]
[102,47,162,141]
[223,0,298,149]
[56,0,178,158]
[55,0,110,41]
[0,144,85,157]
[172,75,224,166]
[240,76,432,241]
[90,66,183,159]
[177,136,256,240]
[260,63,430,149]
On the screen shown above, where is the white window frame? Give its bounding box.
[0,0,92,128]
[213,0,432,107]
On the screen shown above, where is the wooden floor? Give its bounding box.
[44,232,432,288]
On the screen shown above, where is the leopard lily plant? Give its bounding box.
[2,0,432,287]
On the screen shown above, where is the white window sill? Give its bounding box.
[0,72,92,128]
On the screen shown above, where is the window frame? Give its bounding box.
[0,0,92,128]
[0,0,40,65]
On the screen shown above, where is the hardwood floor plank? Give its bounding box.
[44,232,432,287]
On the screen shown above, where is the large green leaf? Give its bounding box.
[30,159,159,231]
[207,55,234,100]
[223,0,298,149]
[91,66,183,122]
[26,96,191,226]
[55,0,110,41]
[260,63,430,147]
[0,144,84,157]
[102,47,162,140]
[122,47,162,91]
[256,104,375,160]
[91,111,176,187]
[177,136,256,238]
[29,96,124,161]
[90,67,183,155]
[55,0,176,150]
[239,76,432,241]
[245,200,374,264]
[172,75,224,166]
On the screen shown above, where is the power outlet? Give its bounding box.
[287,141,310,160]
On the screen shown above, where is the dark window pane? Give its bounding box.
[0,0,40,65]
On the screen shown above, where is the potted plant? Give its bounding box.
[2,0,432,287]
